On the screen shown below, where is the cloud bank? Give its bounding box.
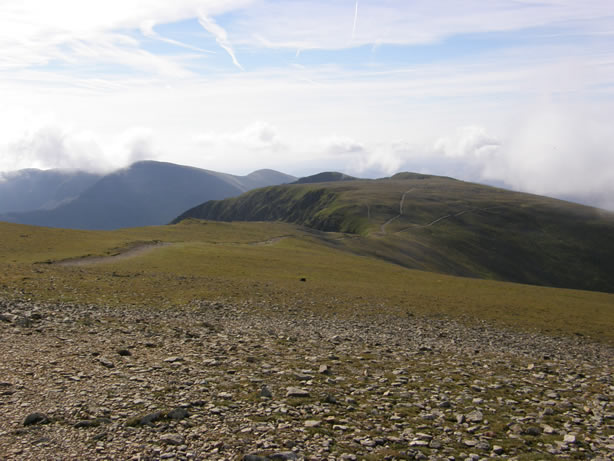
[2,124,159,173]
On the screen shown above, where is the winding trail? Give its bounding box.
[379,189,414,234]
[56,242,172,267]
[55,236,291,267]
[395,206,505,233]
[247,236,289,246]
[378,187,505,235]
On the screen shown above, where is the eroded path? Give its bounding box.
[377,187,507,236]
[56,242,172,267]
[379,189,414,234]
[56,236,291,267]
[396,205,505,234]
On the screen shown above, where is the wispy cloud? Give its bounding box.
[231,0,614,50]
[0,0,250,75]
[197,14,244,70]
[140,20,216,55]
[352,2,359,40]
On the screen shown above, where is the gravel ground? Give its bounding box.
[0,298,612,460]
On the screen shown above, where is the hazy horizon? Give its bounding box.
[1,1,613,210]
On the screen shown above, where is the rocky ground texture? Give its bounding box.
[0,298,613,460]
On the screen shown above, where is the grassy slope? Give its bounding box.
[1,220,613,343]
[174,175,614,293]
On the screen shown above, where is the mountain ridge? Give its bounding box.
[0,161,295,230]
[173,173,614,293]
[0,168,102,213]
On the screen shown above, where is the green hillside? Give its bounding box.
[1,219,614,343]
[173,174,614,293]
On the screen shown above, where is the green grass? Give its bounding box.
[1,219,613,344]
[173,175,614,293]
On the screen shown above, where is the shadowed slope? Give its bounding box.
[0,168,102,213]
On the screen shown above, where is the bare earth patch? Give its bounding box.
[55,242,172,267]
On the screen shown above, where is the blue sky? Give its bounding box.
[1,0,614,209]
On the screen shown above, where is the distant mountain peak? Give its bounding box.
[293,171,357,184]
[0,161,295,230]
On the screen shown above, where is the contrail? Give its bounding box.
[352,1,358,39]
[198,14,244,71]
[141,21,215,54]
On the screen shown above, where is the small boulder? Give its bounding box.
[323,394,338,404]
[524,426,541,436]
[74,418,111,428]
[286,387,310,398]
[167,407,189,420]
[492,445,504,455]
[160,433,184,445]
[24,413,49,426]
[564,434,577,444]
[97,358,115,369]
[270,453,298,460]
[127,411,163,427]
[260,385,273,398]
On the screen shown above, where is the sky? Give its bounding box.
[1,0,614,209]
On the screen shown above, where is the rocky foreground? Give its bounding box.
[0,298,612,460]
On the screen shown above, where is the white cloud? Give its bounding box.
[485,105,614,206]
[194,121,282,151]
[321,136,366,156]
[317,136,401,176]
[190,121,285,171]
[0,0,251,74]
[3,124,107,172]
[232,0,614,50]
[1,123,163,173]
[356,146,403,176]
[113,127,160,165]
[394,108,614,210]
[434,126,500,159]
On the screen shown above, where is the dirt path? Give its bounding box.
[56,242,172,267]
[247,236,288,246]
[379,189,414,234]
[56,236,291,267]
[396,205,505,233]
[377,188,506,236]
